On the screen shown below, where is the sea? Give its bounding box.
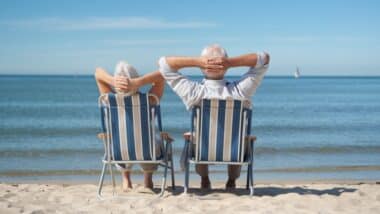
[0,75,379,183]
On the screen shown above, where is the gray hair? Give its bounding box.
[201,44,228,58]
[114,61,139,95]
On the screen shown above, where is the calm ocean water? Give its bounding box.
[0,75,379,182]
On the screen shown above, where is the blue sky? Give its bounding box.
[0,0,379,76]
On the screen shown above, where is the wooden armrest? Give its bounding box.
[161,132,174,143]
[97,132,108,140]
[245,135,257,143]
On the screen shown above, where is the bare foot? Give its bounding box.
[225,179,236,190]
[122,180,133,192]
[201,176,211,189]
[144,180,154,189]
[122,171,132,192]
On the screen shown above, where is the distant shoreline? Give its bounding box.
[1,179,379,186]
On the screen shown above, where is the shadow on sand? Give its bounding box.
[163,185,357,197]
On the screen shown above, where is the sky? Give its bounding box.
[0,0,379,76]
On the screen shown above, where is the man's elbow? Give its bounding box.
[263,52,270,65]
[163,56,178,70]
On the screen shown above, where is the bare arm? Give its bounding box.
[94,67,114,94]
[230,52,271,97]
[95,67,134,94]
[165,57,201,70]
[134,71,165,99]
[124,71,165,101]
[209,52,270,70]
[95,67,165,104]
[164,53,270,75]
[165,56,223,72]
[229,53,270,67]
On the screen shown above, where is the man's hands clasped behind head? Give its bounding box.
[206,57,230,71]
[200,56,230,80]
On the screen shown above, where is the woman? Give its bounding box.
[94,61,166,191]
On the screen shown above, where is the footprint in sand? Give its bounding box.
[29,209,45,214]
[349,198,361,206]
[2,193,16,199]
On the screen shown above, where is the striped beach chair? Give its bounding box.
[97,93,175,197]
[183,98,257,195]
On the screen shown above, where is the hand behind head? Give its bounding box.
[200,56,229,80]
[114,76,139,94]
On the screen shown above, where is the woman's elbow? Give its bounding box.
[94,67,104,80]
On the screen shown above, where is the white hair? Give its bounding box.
[114,61,139,95]
[201,44,228,57]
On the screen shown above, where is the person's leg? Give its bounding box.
[122,171,133,190]
[226,165,242,189]
[226,140,249,189]
[116,164,133,191]
[196,164,211,189]
[144,171,154,189]
[140,164,158,189]
[139,137,164,189]
[189,141,211,189]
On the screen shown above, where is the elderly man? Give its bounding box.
[125,44,270,189]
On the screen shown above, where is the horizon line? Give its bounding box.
[1,74,380,78]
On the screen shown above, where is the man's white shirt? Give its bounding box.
[158,52,269,110]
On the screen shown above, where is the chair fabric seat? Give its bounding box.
[103,93,159,161]
[193,99,252,163]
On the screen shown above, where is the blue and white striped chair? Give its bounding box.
[97,93,175,197]
[183,98,257,195]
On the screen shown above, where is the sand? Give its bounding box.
[1,182,379,214]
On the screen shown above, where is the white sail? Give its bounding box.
[294,67,300,78]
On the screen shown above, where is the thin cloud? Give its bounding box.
[271,36,319,42]
[2,17,217,30]
[271,36,372,43]
[103,37,239,46]
[104,39,193,46]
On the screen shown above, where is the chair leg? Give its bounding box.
[246,164,250,190]
[249,163,254,196]
[249,148,255,196]
[184,163,189,194]
[160,145,169,197]
[169,145,176,190]
[250,144,255,196]
[97,162,107,199]
[247,141,254,195]
[184,142,190,194]
[160,165,168,197]
[109,164,116,196]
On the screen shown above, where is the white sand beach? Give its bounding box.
[1,181,379,214]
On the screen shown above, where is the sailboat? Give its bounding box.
[294,66,300,78]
